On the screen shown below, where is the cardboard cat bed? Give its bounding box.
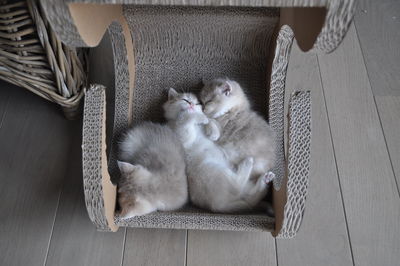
[40,0,355,238]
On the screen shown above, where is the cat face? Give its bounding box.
[200,78,248,118]
[117,161,153,218]
[163,88,203,120]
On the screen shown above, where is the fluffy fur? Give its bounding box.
[164,88,269,212]
[200,77,276,183]
[118,122,188,219]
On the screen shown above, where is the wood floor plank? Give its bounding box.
[0,84,11,129]
[375,96,400,194]
[45,121,125,266]
[122,228,186,266]
[276,42,353,266]
[0,83,72,266]
[354,0,400,96]
[187,230,276,266]
[317,24,400,266]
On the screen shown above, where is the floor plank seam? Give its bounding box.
[42,184,63,266]
[120,228,128,266]
[0,93,11,130]
[316,54,356,266]
[184,230,188,266]
[353,23,400,200]
[43,122,81,266]
[370,95,400,200]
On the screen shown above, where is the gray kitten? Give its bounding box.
[164,88,268,212]
[117,122,188,219]
[200,78,276,184]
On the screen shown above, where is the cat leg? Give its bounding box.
[204,118,220,141]
[235,157,254,188]
[119,198,157,219]
[250,171,275,193]
[242,171,275,207]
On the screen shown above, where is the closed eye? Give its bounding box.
[182,99,191,104]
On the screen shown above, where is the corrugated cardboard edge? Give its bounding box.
[100,96,119,232]
[68,4,135,231]
[68,3,135,124]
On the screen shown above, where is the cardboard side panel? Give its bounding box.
[68,3,122,47]
[82,85,118,231]
[101,96,119,232]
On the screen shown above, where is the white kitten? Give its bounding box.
[118,122,188,219]
[164,88,269,212]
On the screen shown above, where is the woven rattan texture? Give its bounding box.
[0,0,86,118]
[277,91,311,238]
[82,85,112,231]
[40,0,87,47]
[269,25,294,190]
[124,5,278,123]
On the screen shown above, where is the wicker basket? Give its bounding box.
[0,0,87,119]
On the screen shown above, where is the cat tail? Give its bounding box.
[119,129,145,161]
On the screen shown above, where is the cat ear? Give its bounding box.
[168,88,179,100]
[117,161,139,174]
[222,81,232,96]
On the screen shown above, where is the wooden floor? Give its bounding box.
[1,3,399,265]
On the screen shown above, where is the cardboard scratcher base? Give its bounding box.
[37,0,355,238]
[82,8,312,235]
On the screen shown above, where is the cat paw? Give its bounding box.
[198,115,209,125]
[202,117,210,124]
[207,127,220,141]
[204,106,213,115]
[264,171,276,184]
[209,132,219,141]
[243,157,254,168]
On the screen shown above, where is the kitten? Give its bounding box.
[164,88,269,212]
[200,77,276,184]
[117,122,188,219]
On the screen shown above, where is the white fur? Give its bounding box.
[164,89,268,212]
[117,122,188,219]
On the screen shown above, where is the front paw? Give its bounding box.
[204,106,212,115]
[203,117,210,124]
[242,157,254,169]
[208,131,220,141]
[205,125,220,141]
[264,171,276,184]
